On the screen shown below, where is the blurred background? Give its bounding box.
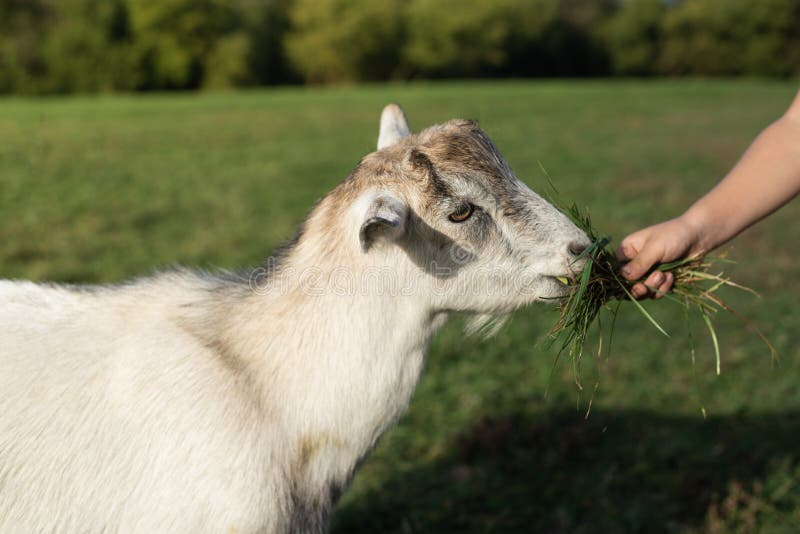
[1,0,800,532]
[2,0,800,93]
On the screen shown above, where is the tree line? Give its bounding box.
[1,0,798,94]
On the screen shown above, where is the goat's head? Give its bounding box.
[309,104,590,320]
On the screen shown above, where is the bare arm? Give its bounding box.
[617,89,800,298]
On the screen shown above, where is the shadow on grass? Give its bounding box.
[333,410,800,533]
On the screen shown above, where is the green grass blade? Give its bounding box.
[605,301,621,359]
[577,258,593,299]
[611,271,670,338]
[684,296,706,418]
[683,270,760,297]
[700,308,721,375]
[657,257,701,271]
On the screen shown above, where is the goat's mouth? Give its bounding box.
[541,274,579,300]
[546,274,579,288]
[552,276,572,287]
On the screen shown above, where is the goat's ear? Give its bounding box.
[377,104,410,150]
[359,193,408,252]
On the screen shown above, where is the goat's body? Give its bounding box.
[0,106,590,532]
[0,277,275,531]
[0,272,440,532]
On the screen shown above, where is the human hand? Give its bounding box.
[616,215,705,299]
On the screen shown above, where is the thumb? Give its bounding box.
[620,240,663,281]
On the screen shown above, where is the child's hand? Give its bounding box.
[616,90,800,300]
[616,216,704,299]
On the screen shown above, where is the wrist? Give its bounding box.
[678,207,715,256]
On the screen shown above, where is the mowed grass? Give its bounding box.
[1,80,799,532]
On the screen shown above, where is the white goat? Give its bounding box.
[0,105,589,533]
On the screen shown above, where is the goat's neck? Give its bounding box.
[227,250,445,467]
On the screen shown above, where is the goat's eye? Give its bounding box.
[448,203,474,223]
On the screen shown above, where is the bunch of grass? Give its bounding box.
[547,200,776,406]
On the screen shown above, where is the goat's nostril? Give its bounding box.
[568,241,588,257]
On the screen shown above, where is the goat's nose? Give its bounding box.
[567,241,588,258]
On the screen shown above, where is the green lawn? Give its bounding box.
[1,80,798,532]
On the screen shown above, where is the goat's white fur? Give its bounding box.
[0,105,588,533]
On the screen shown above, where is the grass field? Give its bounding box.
[1,80,799,532]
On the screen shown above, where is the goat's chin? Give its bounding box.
[464,313,509,338]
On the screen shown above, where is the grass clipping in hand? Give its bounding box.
[548,202,776,385]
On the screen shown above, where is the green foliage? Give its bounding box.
[127,0,241,89]
[0,0,799,93]
[245,0,297,86]
[535,0,615,76]
[604,0,665,76]
[285,0,405,83]
[404,0,556,78]
[39,0,137,93]
[659,0,800,76]
[203,32,252,89]
[0,0,54,93]
[400,0,615,79]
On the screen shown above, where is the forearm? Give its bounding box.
[682,101,800,253]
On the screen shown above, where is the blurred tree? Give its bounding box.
[0,0,54,93]
[127,0,241,89]
[403,0,613,79]
[40,0,137,93]
[659,0,746,75]
[502,0,560,76]
[2,0,799,94]
[536,0,615,76]
[285,0,405,83]
[203,32,252,89]
[659,0,800,77]
[404,0,558,78]
[245,0,298,85]
[733,0,800,77]
[603,0,665,76]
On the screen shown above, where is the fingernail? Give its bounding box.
[652,272,665,285]
[621,265,631,277]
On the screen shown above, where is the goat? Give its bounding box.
[0,105,590,532]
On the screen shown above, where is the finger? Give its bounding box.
[653,272,674,300]
[644,270,665,289]
[630,282,648,299]
[635,271,664,299]
[665,271,674,289]
[615,238,640,262]
[620,242,663,281]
